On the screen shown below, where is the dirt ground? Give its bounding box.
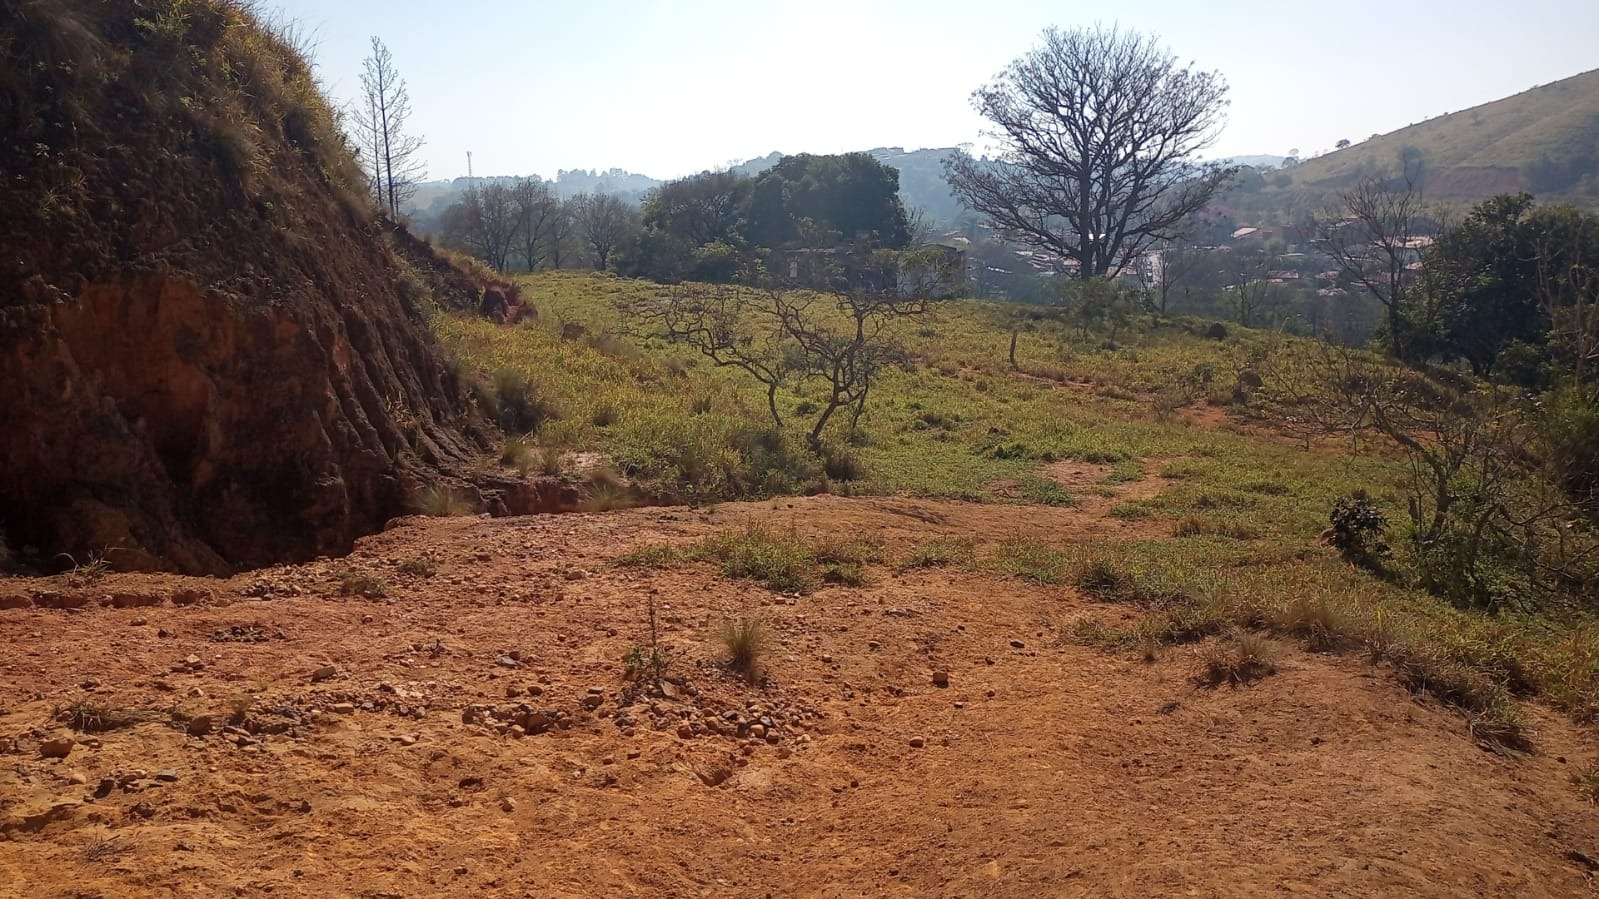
[3,494,1597,898]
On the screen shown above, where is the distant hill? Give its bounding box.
[1284,68,1599,199]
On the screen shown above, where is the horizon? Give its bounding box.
[261,0,1599,183]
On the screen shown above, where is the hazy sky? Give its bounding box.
[262,0,1598,182]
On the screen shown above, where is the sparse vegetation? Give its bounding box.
[397,554,439,578]
[58,698,149,733]
[332,566,388,599]
[1196,631,1278,686]
[717,617,770,682]
[411,485,476,517]
[901,536,977,569]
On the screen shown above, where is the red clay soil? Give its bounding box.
[2,496,1597,897]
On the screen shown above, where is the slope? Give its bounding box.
[1287,68,1599,198]
[0,0,495,574]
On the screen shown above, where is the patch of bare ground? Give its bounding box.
[2,496,1597,896]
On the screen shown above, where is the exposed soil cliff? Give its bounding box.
[0,0,495,574]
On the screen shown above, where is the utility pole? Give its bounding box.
[466,151,474,180]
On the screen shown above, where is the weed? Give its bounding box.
[1196,631,1278,686]
[580,467,635,512]
[622,592,670,697]
[84,834,131,862]
[1076,559,1137,601]
[615,543,683,568]
[901,536,977,569]
[698,524,819,594]
[412,485,476,517]
[332,566,387,599]
[397,555,438,578]
[1173,515,1261,540]
[990,537,1071,585]
[1574,765,1599,802]
[1275,594,1350,651]
[58,698,148,733]
[718,617,770,681]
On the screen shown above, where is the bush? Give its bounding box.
[491,368,559,435]
[1205,322,1229,341]
[1328,493,1390,571]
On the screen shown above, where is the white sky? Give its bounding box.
[262,0,1599,181]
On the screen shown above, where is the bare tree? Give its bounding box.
[1532,211,1599,397]
[512,178,562,271]
[1138,240,1205,318]
[1315,173,1426,357]
[628,249,958,449]
[572,193,637,269]
[438,183,519,271]
[1227,246,1283,328]
[945,26,1235,281]
[357,37,425,217]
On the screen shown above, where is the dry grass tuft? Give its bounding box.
[1196,631,1278,686]
[718,617,770,682]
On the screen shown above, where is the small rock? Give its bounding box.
[677,723,694,740]
[932,671,950,688]
[310,665,337,683]
[331,702,356,715]
[1009,639,1025,649]
[396,734,418,746]
[63,770,87,785]
[908,736,926,748]
[495,656,520,668]
[130,617,148,627]
[155,770,179,783]
[581,694,603,710]
[749,724,767,739]
[867,641,881,651]
[500,797,516,813]
[38,737,73,759]
[176,841,196,852]
[527,684,544,697]
[186,715,216,736]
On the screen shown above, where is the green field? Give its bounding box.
[434,271,1599,739]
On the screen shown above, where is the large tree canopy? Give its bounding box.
[625,152,914,284]
[945,26,1235,280]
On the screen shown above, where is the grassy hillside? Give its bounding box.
[1284,68,1599,199]
[435,271,1599,737]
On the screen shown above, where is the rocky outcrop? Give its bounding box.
[0,1,491,573]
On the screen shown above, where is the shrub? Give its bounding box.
[491,368,558,435]
[717,617,770,681]
[1205,322,1229,340]
[1328,493,1390,571]
[821,445,865,481]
